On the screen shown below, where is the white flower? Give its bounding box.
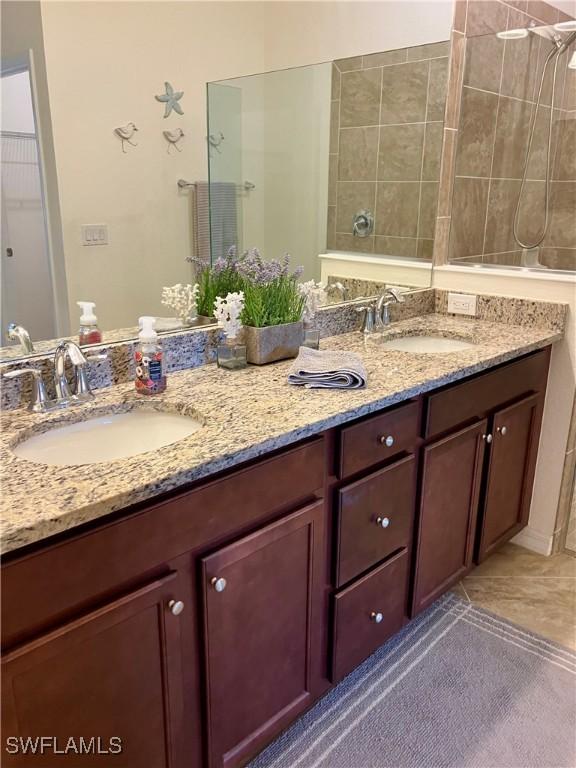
[161,283,199,323]
[214,291,245,340]
[298,280,326,324]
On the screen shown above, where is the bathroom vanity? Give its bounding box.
[0,324,553,768]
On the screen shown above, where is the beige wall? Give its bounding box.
[36,0,454,331]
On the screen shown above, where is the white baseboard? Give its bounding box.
[512,527,554,556]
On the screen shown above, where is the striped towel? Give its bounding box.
[288,347,367,389]
[193,181,238,263]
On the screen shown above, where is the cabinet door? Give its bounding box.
[201,501,325,768]
[476,394,540,562]
[412,420,486,616]
[2,573,186,767]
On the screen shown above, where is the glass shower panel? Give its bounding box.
[207,63,332,280]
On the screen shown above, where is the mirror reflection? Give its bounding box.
[1,0,453,361]
[208,41,450,289]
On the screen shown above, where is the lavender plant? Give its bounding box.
[239,249,306,328]
[191,248,244,316]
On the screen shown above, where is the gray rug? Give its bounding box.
[250,594,576,768]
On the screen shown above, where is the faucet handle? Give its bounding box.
[355,304,377,334]
[2,368,50,413]
[74,351,108,399]
[83,351,108,363]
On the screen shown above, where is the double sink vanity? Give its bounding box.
[0,296,564,768]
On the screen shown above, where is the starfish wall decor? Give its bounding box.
[155,81,184,118]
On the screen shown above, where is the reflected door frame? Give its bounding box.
[1,49,69,341]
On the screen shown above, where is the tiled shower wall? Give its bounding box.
[449,13,575,268]
[433,0,575,268]
[326,43,449,261]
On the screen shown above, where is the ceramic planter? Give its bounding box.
[244,321,304,365]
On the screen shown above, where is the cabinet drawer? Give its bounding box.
[331,549,409,683]
[424,347,550,439]
[336,456,415,586]
[339,400,419,478]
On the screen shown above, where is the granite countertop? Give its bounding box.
[0,314,562,555]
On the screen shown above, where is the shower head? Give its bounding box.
[497,23,576,54]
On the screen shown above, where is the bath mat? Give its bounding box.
[249,593,576,768]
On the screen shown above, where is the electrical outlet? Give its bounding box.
[81,225,108,246]
[447,292,477,316]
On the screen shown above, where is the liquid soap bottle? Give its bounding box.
[134,316,166,395]
[77,301,102,345]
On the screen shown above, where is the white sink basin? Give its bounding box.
[381,335,475,353]
[13,409,202,466]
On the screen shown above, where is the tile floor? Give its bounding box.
[452,543,576,650]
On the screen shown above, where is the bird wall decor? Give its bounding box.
[163,128,185,153]
[155,82,184,118]
[114,122,139,153]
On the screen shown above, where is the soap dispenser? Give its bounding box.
[135,316,166,395]
[77,301,102,345]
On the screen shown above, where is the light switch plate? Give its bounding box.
[81,224,108,246]
[447,292,477,316]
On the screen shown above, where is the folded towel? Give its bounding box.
[288,347,367,389]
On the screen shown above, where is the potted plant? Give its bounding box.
[238,249,305,365]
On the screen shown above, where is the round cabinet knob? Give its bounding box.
[370,611,384,624]
[376,516,390,529]
[211,577,227,593]
[168,599,184,616]
[498,426,508,436]
[482,433,493,444]
[380,435,394,448]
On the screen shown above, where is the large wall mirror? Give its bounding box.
[0,0,454,361]
[208,40,449,294]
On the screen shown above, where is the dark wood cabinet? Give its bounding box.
[412,420,487,615]
[0,347,552,768]
[201,500,326,768]
[1,573,186,767]
[476,394,541,562]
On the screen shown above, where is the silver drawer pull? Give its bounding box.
[168,599,184,616]
[370,611,384,624]
[482,433,493,443]
[497,426,508,436]
[376,516,390,528]
[379,435,394,447]
[211,577,227,593]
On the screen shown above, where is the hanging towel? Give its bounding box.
[193,181,238,264]
[192,181,211,264]
[288,347,367,389]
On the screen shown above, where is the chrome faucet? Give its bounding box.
[2,341,107,412]
[6,323,35,355]
[53,341,107,403]
[376,287,405,328]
